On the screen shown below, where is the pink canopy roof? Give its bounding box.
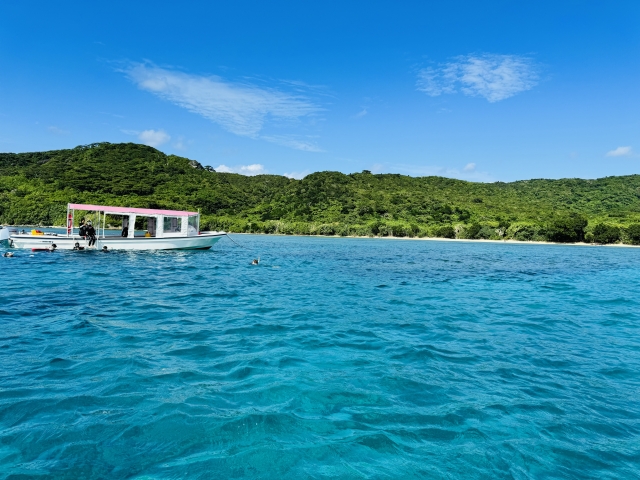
[68,203,198,217]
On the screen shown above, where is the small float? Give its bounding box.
[9,203,225,251]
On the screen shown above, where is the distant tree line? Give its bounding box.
[2,142,640,245]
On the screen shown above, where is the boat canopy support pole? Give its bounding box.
[66,205,71,237]
[128,215,136,238]
[157,215,164,238]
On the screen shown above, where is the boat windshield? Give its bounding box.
[188,215,198,235]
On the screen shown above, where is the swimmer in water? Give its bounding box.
[251,258,259,265]
[3,252,14,257]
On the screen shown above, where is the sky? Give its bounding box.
[1,1,639,182]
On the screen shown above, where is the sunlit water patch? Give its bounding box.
[1,236,639,478]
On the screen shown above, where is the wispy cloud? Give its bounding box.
[353,108,368,118]
[373,163,495,182]
[417,54,540,102]
[215,163,266,175]
[606,146,633,157]
[261,135,323,152]
[99,111,124,118]
[47,126,69,135]
[122,62,322,150]
[138,129,170,147]
[173,136,190,151]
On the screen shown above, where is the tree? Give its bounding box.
[626,224,640,245]
[591,223,620,244]
[546,214,588,242]
[433,225,455,238]
[461,223,481,239]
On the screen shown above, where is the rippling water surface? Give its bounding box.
[1,235,640,478]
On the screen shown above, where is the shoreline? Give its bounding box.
[232,232,640,248]
[6,225,640,249]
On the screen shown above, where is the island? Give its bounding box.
[1,142,639,245]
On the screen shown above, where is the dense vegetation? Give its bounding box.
[2,142,640,244]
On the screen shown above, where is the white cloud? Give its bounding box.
[283,170,310,180]
[138,129,170,147]
[123,62,322,148]
[463,162,476,172]
[417,54,539,102]
[215,164,266,175]
[606,146,632,157]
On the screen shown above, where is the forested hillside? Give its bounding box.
[2,142,640,244]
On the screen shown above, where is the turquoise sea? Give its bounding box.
[1,235,639,478]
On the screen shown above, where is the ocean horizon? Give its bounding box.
[1,235,639,478]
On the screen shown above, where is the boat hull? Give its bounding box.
[9,232,225,251]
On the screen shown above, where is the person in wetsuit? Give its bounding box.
[78,219,87,238]
[86,220,97,247]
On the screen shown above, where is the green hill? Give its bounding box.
[1,142,640,244]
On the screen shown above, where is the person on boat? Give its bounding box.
[86,221,97,247]
[144,231,151,238]
[78,219,87,238]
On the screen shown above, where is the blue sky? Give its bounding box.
[1,1,638,181]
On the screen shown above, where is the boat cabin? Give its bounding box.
[67,203,200,238]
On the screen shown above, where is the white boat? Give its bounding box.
[9,203,225,251]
